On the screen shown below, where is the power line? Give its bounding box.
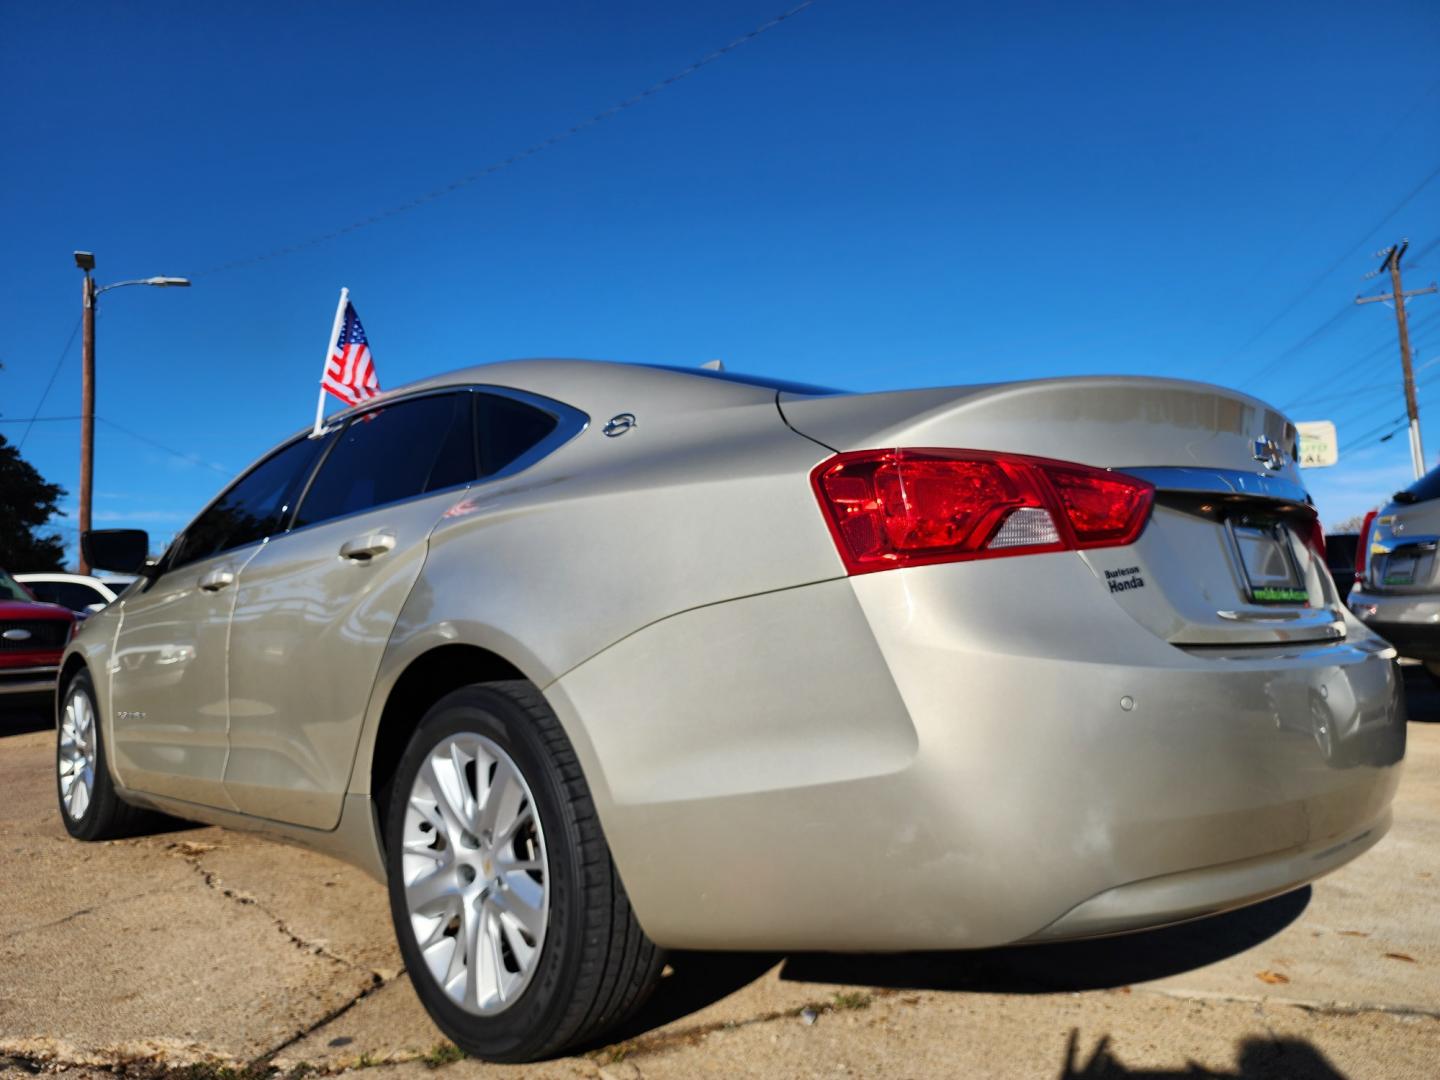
[1,411,233,475]
[1227,158,1440,385]
[1246,302,1357,385]
[189,0,822,279]
[1284,312,1439,405]
[1331,367,1440,442]
[1228,80,1440,299]
[1348,417,1407,452]
[1409,235,1440,266]
[1283,381,1396,413]
[15,317,81,450]
[97,417,233,476]
[1407,305,1440,338]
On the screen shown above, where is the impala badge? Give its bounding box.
[603,413,637,437]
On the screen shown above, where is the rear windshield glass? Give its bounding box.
[640,365,844,396]
[1396,467,1440,504]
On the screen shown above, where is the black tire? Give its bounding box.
[57,669,163,841]
[385,680,664,1062]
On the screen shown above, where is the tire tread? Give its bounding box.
[390,679,664,1061]
[487,680,664,1056]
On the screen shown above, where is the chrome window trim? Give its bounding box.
[278,384,588,538]
[1114,466,1309,506]
[159,383,590,574]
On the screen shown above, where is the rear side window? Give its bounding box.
[294,393,476,528]
[173,435,331,568]
[476,393,558,477]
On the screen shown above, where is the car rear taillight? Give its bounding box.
[811,449,1155,575]
[1305,512,1326,561]
[1355,509,1378,585]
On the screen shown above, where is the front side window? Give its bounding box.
[172,434,331,569]
[293,393,476,529]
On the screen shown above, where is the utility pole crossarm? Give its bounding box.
[1355,284,1438,305]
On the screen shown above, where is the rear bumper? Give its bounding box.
[0,665,60,697]
[559,556,1406,951]
[1348,587,1440,660]
[1028,809,1389,941]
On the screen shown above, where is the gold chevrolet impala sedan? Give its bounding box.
[60,359,1405,1061]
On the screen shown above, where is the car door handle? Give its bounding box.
[198,568,235,592]
[339,531,396,562]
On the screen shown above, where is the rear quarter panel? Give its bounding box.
[347,376,845,798]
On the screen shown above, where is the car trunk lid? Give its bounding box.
[781,376,1344,646]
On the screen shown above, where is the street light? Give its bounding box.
[73,251,192,573]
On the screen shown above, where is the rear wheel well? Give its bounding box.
[370,644,526,828]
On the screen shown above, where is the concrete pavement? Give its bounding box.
[2,671,1437,1079]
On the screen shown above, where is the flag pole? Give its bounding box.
[313,287,349,437]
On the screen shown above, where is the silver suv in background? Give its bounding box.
[1351,466,1440,679]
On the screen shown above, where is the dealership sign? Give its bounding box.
[1296,420,1338,469]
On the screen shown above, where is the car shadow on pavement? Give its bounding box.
[614,887,1309,1043]
[1059,1029,1348,1079]
[778,886,1311,994]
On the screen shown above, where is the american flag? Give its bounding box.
[322,301,380,407]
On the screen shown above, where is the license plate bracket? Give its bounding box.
[1226,517,1309,605]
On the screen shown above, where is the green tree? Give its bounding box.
[0,433,67,571]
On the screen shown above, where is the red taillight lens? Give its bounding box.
[1356,509,1378,583]
[1042,464,1156,548]
[812,449,1154,575]
[1304,512,1325,561]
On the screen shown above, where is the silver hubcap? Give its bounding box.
[58,687,97,821]
[402,733,549,1015]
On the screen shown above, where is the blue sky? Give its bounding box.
[2,0,1438,559]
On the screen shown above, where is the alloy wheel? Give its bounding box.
[58,687,96,821]
[401,732,549,1015]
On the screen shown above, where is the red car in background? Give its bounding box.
[0,568,76,703]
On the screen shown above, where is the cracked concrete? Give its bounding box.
[164,840,384,977]
[2,669,1439,1078]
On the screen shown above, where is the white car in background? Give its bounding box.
[15,573,130,614]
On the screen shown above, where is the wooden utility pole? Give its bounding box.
[1357,241,1438,480]
[79,270,97,574]
[70,251,188,572]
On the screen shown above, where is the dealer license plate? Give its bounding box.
[1229,520,1308,605]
